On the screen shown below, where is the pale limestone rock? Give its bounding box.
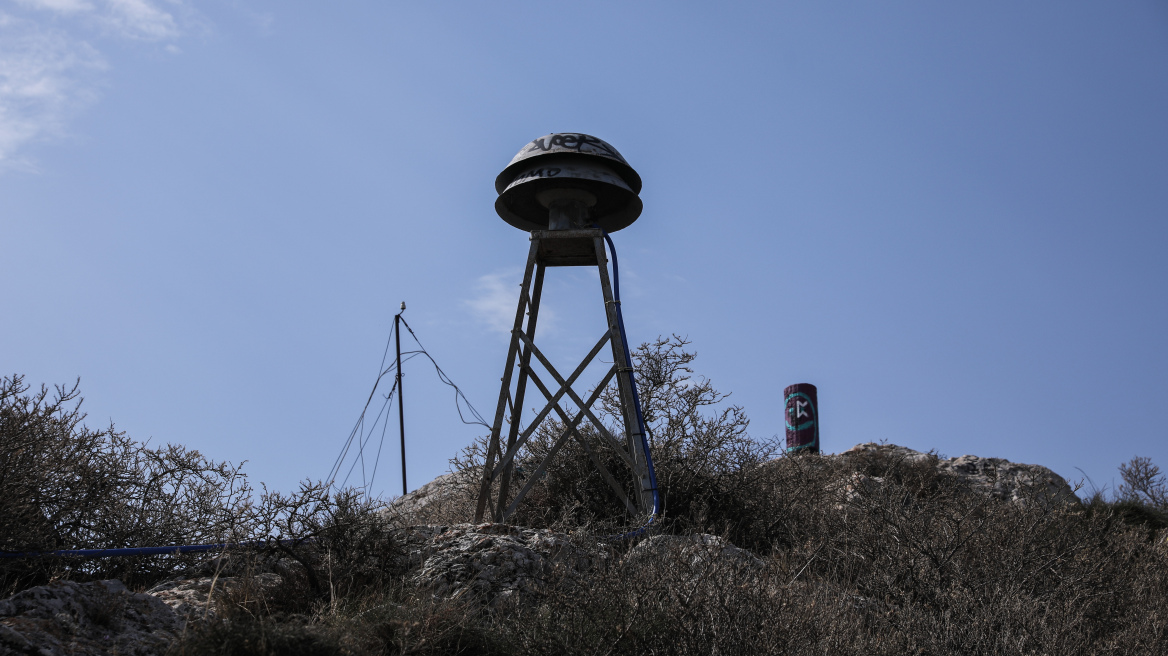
[629,533,765,570]
[0,579,178,656]
[146,573,282,622]
[939,453,1078,507]
[840,442,1080,508]
[387,470,478,524]
[407,523,604,602]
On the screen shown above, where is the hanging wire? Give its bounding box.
[340,377,396,491]
[365,384,395,494]
[399,317,491,430]
[5,311,492,560]
[326,319,399,488]
[328,314,490,496]
[331,351,426,492]
[355,350,427,493]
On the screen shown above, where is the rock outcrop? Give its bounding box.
[0,580,178,656]
[401,524,768,602]
[939,453,1079,506]
[627,533,765,577]
[405,524,603,602]
[147,573,283,622]
[387,470,477,525]
[389,472,463,517]
[0,574,290,655]
[842,442,1080,508]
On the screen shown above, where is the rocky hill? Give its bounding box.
[6,443,1161,656]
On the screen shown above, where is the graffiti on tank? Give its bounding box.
[785,389,818,453]
[511,167,562,184]
[785,392,816,432]
[524,134,623,161]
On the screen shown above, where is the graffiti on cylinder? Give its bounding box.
[784,383,819,454]
[522,133,624,161]
[509,167,562,186]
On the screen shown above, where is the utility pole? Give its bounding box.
[396,302,407,496]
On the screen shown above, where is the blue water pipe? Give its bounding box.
[600,230,661,537]
[0,538,310,560]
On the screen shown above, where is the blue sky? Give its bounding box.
[3,1,1166,500]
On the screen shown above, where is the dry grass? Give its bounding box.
[5,354,1167,655]
[167,449,1168,655]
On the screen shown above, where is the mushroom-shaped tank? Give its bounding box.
[495,133,642,232]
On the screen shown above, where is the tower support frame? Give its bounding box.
[474,229,653,523]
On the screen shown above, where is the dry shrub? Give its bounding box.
[168,616,345,656]
[1118,456,1168,509]
[0,374,253,592]
[486,448,1168,655]
[0,373,403,598]
[177,484,1168,655]
[383,470,482,527]
[450,336,779,535]
[239,483,404,603]
[229,446,1163,655]
[170,580,505,656]
[7,357,1168,654]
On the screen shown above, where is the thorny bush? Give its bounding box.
[6,344,1168,654]
[0,374,252,591]
[177,448,1168,655]
[451,336,780,538]
[0,374,400,597]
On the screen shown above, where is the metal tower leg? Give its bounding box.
[475,240,538,523]
[493,264,545,521]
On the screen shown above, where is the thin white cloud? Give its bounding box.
[101,0,178,41]
[466,271,521,335]
[15,0,95,14]
[15,0,181,40]
[465,271,557,336]
[0,0,189,170]
[0,14,105,169]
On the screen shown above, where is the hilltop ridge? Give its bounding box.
[6,443,1163,656]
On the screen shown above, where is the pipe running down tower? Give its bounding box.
[475,134,655,523]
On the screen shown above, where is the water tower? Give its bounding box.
[474,133,657,523]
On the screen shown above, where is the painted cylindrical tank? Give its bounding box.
[784,383,820,454]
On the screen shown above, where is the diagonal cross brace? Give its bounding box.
[492,263,546,521]
[516,365,638,516]
[477,230,652,523]
[513,330,644,477]
[490,329,611,480]
[476,241,540,522]
[503,365,637,519]
[524,366,637,473]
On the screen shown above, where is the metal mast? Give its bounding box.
[396,302,407,496]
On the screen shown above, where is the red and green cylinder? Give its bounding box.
[784,383,819,454]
